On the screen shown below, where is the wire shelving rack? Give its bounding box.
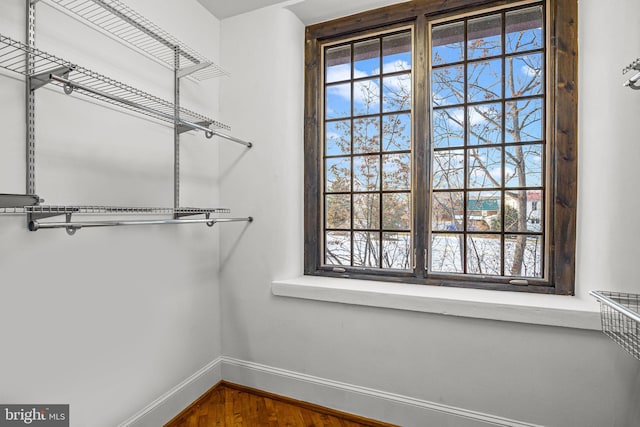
[590,290,640,361]
[0,1,253,233]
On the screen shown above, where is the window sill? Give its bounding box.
[271,276,602,330]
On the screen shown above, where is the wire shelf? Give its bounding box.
[1,204,230,216]
[0,195,254,233]
[622,58,640,75]
[0,33,230,131]
[590,290,640,361]
[41,0,228,81]
[28,205,231,215]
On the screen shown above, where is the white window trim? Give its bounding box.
[272,276,600,330]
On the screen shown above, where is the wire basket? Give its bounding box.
[590,291,640,361]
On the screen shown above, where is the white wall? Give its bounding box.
[219,1,640,426]
[0,1,224,425]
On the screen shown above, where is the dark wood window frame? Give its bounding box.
[304,0,578,295]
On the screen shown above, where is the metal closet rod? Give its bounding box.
[29,217,253,233]
[48,74,252,147]
[624,71,640,90]
[590,290,640,324]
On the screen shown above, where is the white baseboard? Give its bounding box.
[220,357,544,427]
[117,357,222,427]
[118,356,543,427]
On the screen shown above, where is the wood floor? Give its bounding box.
[164,382,397,427]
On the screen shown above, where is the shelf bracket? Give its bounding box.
[177,62,212,79]
[64,213,77,235]
[175,210,207,219]
[176,121,212,135]
[29,66,72,91]
[0,194,40,208]
[174,211,216,227]
[28,207,79,223]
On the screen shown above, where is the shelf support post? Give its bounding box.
[174,45,180,214]
[26,0,36,196]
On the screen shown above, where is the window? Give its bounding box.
[304,0,577,294]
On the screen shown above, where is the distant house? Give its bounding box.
[504,191,543,230]
[433,192,541,232]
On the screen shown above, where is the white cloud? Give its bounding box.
[326,63,350,83]
[327,83,351,103]
[383,60,410,73]
[327,64,372,83]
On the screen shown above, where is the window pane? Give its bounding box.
[432,22,464,66]
[326,120,351,156]
[383,232,411,269]
[467,191,501,231]
[321,30,412,273]
[432,192,464,231]
[383,74,412,112]
[326,45,351,83]
[505,190,543,232]
[431,234,464,273]
[354,39,380,77]
[326,194,350,229]
[383,33,412,73]
[468,58,502,102]
[353,155,380,191]
[353,193,380,229]
[432,65,464,106]
[326,83,351,119]
[382,113,411,151]
[433,107,464,148]
[354,78,380,116]
[382,153,410,190]
[354,232,381,267]
[326,157,351,192]
[467,234,501,275]
[468,14,502,60]
[504,235,543,277]
[383,193,410,230]
[505,98,543,142]
[505,144,542,188]
[433,149,464,190]
[353,117,380,154]
[506,6,543,54]
[325,231,351,265]
[426,3,549,282]
[467,147,502,189]
[506,53,543,98]
[468,102,502,145]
